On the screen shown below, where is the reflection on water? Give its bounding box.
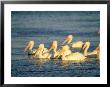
[11,55,100,77]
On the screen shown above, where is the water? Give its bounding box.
[11,11,100,77]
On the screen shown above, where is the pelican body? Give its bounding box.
[71,41,84,48]
[60,42,90,61]
[33,44,51,59]
[62,52,86,61]
[60,45,86,61]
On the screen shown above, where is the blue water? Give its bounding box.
[11,11,100,77]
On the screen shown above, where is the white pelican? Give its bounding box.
[48,40,57,53]
[62,35,73,45]
[82,42,91,56]
[71,41,91,57]
[60,42,90,61]
[24,40,34,52]
[48,40,62,58]
[60,45,85,60]
[47,40,61,58]
[33,44,51,59]
[24,40,36,55]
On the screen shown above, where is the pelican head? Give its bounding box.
[38,44,44,50]
[62,35,73,45]
[65,35,73,44]
[48,40,58,52]
[24,40,34,52]
[82,41,90,56]
[52,41,57,47]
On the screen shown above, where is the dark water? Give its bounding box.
[11,11,100,77]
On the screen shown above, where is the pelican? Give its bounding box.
[33,44,51,59]
[24,40,34,51]
[60,42,90,61]
[60,45,85,60]
[47,40,61,58]
[48,40,62,58]
[24,40,36,55]
[82,42,91,56]
[71,41,92,55]
[48,40,57,53]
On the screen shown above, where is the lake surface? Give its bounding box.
[11,11,100,77]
